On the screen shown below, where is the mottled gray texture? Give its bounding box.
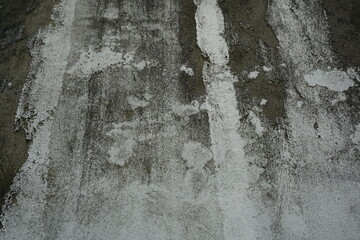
[0,0,360,239]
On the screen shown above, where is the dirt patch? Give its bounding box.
[218,0,285,127]
[0,0,57,223]
[322,0,360,124]
[179,0,206,102]
[234,72,286,126]
[218,0,278,73]
[322,0,360,67]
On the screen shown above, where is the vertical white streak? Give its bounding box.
[1,0,77,239]
[194,0,257,239]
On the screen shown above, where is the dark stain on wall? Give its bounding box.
[218,0,286,127]
[322,0,360,125]
[322,0,360,67]
[179,0,206,102]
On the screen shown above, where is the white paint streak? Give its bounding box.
[1,0,77,238]
[194,0,229,66]
[194,0,258,239]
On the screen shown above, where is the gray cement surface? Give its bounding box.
[0,0,359,239]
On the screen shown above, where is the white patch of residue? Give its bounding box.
[280,63,287,67]
[1,0,77,238]
[304,69,355,92]
[182,141,212,169]
[180,65,194,76]
[260,99,268,106]
[249,111,264,137]
[248,71,260,79]
[263,66,273,72]
[68,47,152,76]
[194,0,260,238]
[127,95,150,109]
[68,47,133,75]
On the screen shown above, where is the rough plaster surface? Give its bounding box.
[0,0,360,239]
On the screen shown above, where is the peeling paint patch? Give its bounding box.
[194,0,259,238]
[304,68,355,91]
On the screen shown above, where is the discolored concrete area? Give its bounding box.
[0,0,359,239]
[0,0,57,223]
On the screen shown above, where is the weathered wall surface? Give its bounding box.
[0,0,359,239]
[0,0,57,224]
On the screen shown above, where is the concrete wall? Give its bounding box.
[0,0,359,239]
